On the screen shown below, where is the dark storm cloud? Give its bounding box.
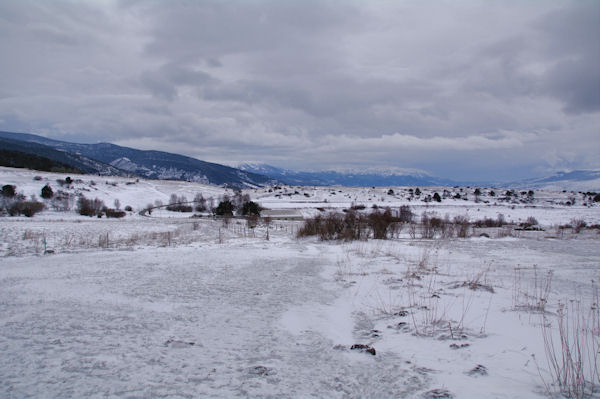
[534,2,600,113]
[0,0,598,180]
[140,63,216,100]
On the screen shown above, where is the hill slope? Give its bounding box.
[0,131,277,188]
[0,137,125,176]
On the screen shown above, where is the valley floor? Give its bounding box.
[1,215,599,398]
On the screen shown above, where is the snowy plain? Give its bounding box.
[1,166,599,398]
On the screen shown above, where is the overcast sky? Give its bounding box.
[0,0,598,181]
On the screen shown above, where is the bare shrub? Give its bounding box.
[166,194,193,212]
[245,214,259,229]
[193,193,207,212]
[539,292,600,398]
[319,213,345,240]
[368,208,394,239]
[105,208,126,218]
[342,210,368,241]
[571,219,587,234]
[50,190,74,211]
[439,214,453,239]
[398,205,414,223]
[512,266,552,313]
[520,216,540,230]
[298,212,366,241]
[453,215,470,238]
[473,215,505,228]
[421,212,444,239]
[298,208,401,241]
[497,213,506,226]
[7,198,45,217]
[77,195,105,217]
[297,215,323,238]
[232,191,250,209]
[408,222,417,239]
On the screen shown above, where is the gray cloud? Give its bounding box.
[0,0,598,181]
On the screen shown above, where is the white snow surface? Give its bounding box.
[1,166,600,398]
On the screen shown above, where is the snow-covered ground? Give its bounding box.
[1,167,600,398]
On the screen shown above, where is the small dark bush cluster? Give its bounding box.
[397,205,414,223]
[369,208,395,239]
[41,184,53,199]
[56,177,73,187]
[77,195,105,217]
[2,184,16,198]
[76,195,126,218]
[241,201,261,216]
[421,212,451,239]
[570,218,587,233]
[167,203,193,212]
[298,207,403,241]
[473,214,505,228]
[105,208,126,218]
[6,199,45,217]
[215,200,235,216]
[297,213,352,241]
[1,185,45,217]
[518,216,539,229]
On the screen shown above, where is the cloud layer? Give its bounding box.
[0,0,598,181]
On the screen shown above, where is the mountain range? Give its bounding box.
[0,131,277,188]
[236,163,457,187]
[0,130,598,190]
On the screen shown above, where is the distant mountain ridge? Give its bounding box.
[2,131,597,190]
[0,131,278,188]
[236,163,457,187]
[505,169,600,191]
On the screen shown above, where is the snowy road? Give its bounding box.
[0,242,428,398]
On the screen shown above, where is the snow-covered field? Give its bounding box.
[1,167,599,398]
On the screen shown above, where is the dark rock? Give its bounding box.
[467,364,488,376]
[164,339,195,348]
[449,343,470,350]
[422,388,454,398]
[249,365,274,376]
[350,344,376,355]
